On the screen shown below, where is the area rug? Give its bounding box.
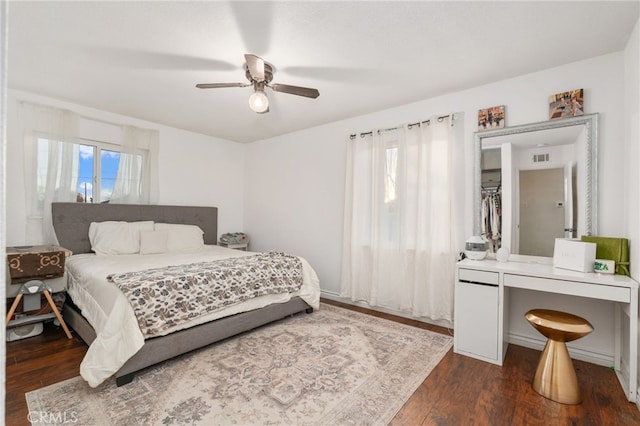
[26,303,452,425]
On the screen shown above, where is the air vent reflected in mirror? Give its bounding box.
[533,153,550,163]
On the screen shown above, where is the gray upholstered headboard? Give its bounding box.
[52,202,218,255]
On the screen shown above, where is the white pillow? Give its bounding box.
[139,230,168,255]
[89,221,154,255]
[154,223,205,252]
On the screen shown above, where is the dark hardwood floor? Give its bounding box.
[6,299,640,425]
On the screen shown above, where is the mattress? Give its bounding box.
[66,245,321,387]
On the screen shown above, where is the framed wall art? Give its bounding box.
[478,105,505,131]
[549,88,584,119]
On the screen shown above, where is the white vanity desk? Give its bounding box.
[454,257,638,402]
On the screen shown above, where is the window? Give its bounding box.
[384,146,398,204]
[35,138,143,216]
[77,144,95,203]
[20,102,159,244]
[99,148,123,203]
[341,114,461,320]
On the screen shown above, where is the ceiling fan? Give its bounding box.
[196,54,320,113]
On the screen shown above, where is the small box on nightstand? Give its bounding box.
[6,245,72,283]
[6,245,72,297]
[219,232,249,251]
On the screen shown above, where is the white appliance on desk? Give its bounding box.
[454,257,639,402]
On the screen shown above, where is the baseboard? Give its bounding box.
[320,290,453,329]
[508,332,615,368]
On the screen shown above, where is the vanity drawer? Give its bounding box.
[458,268,499,285]
[503,274,630,303]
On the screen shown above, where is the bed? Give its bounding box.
[51,202,320,387]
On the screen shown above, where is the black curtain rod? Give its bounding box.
[349,114,454,140]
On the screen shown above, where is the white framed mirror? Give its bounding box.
[473,113,598,257]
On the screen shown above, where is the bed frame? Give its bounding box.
[51,202,312,386]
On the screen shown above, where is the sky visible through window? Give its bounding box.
[78,144,120,202]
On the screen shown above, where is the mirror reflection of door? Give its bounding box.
[518,168,565,256]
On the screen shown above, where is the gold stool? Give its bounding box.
[525,309,593,404]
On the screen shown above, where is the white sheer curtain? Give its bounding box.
[19,102,159,244]
[110,125,159,204]
[19,102,80,244]
[340,115,461,321]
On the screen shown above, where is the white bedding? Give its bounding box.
[66,245,321,387]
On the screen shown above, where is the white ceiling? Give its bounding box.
[7,1,640,143]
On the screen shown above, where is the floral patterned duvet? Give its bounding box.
[107,251,303,337]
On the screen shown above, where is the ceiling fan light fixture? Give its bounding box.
[248,90,269,113]
[196,54,319,113]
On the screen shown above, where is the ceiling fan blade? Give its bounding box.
[196,83,249,89]
[271,83,320,98]
[244,54,265,82]
[75,46,238,71]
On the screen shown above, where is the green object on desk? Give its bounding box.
[581,236,630,276]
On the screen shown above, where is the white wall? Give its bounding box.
[622,17,640,399]
[5,89,245,246]
[244,52,629,360]
[625,20,640,282]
